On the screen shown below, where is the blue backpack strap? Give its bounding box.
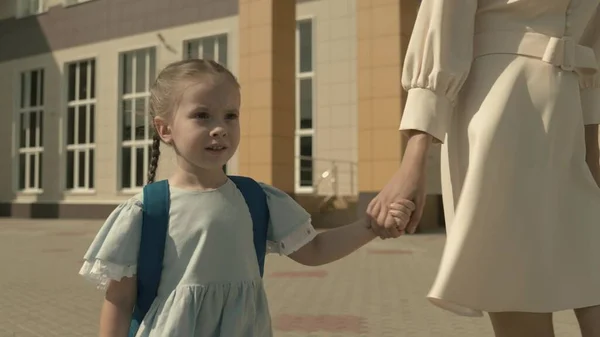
[228,175,270,277]
[129,180,170,337]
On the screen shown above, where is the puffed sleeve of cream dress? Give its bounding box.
[399,0,478,142]
[580,6,600,125]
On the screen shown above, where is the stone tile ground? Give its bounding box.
[0,219,581,336]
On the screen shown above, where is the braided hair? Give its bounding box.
[147,133,162,183]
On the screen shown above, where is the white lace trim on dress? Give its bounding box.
[78,259,137,290]
[267,220,317,256]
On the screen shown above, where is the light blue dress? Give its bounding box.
[79,179,317,336]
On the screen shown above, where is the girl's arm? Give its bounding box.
[288,219,375,266]
[288,201,414,266]
[100,277,137,337]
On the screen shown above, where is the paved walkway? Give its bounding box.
[0,219,581,337]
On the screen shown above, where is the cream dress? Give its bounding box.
[400,0,600,316]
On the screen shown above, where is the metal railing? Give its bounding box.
[296,156,358,199]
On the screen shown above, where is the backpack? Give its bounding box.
[128,176,270,337]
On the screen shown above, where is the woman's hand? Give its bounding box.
[366,132,431,238]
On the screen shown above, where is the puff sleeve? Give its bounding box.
[259,183,317,256]
[78,198,142,290]
[579,6,600,125]
[399,0,478,142]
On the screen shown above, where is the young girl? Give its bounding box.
[79,59,415,337]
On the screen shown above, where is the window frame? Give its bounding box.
[64,58,97,193]
[14,68,45,194]
[295,18,316,194]
[183,33,231,172]
[183,33,229,66]
[117,47,157,192]
[15,0,46,18]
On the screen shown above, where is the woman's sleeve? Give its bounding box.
[579,6,600,125]
[399,0,478,143]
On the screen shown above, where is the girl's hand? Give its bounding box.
[381,200,416,238]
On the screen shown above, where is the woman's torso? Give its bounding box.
[475,0,598,38]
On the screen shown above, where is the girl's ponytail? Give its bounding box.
[147,133,161,184]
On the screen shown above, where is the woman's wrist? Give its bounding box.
[407,129,433,141]
[404,131,432,165]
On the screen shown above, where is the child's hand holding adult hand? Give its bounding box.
[366,132,431,237]
[387,200,416,235]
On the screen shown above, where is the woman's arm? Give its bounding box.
[585,125,600,186]
[367,0,478,237]
[399,0,478,143]
[580,6,600,126]
[405,131,433,157]
[100,277,137,337]
[366,130,432,237]
[288,201,414,266]
[580,7,600,187]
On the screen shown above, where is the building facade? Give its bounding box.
[0,0,443,228]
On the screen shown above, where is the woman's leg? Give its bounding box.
[488,312,554,337]
[575,305,600,337]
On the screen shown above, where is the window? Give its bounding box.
[66,59,96,191]
[16,0,45,17]
[119,48,156,190]
[185,34,229,172]
[17,69,44,192]
[184,34,228,66]
[295,20,314,192]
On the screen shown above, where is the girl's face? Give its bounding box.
[160,76,241,172]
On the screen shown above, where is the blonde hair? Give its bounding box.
[146,59,239,183]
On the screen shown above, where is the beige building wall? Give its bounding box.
[0,0,437,220]
[1,0,74,19]
[298,0,359,197]
[0,16,240,205]
[0,1,16,19]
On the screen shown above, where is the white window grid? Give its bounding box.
[295,19,315,193]
[184,34,228,67]
[184,34,230,173]
[17,69,44,193]
[119,48,156,191]
[16,0,46,18]
[66,60,96,192]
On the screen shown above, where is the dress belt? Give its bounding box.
[474,31,598,76]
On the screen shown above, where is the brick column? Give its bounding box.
[357,0,409,192]
[237,0,296,193]
[356,0,442,230]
